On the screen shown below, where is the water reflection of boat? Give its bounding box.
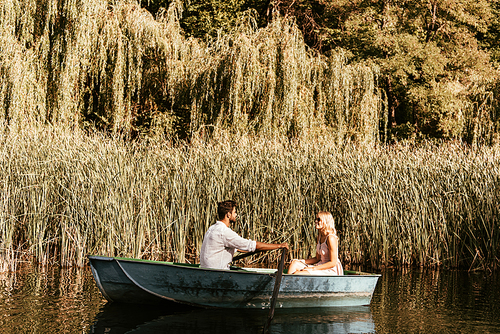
[88,256,380,308]
[271,307,375,334]
[90,303,375,334]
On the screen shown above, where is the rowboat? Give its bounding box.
[88,255,380,308]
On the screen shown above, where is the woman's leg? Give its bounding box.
[288,259,307,274]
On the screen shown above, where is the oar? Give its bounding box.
[232,250,264,262]
[263,248,288,334]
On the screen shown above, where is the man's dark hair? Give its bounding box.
[218,200,237,220]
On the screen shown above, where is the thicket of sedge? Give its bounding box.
[1,0,499,271]
[1,127,499,272]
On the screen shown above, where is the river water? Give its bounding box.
[0,264,499,333]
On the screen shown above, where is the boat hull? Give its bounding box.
[88,256,380,308]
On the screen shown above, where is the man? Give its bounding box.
[200,200,289,269]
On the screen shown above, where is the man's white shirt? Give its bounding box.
[200,221,257,269]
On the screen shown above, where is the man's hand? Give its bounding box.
[280,242,289,250]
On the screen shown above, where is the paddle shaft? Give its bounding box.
[263,248,288,333]
[232,250,263,262]
[232,244,287,262]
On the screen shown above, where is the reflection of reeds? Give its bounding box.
[1,127,499,271]
[0,264,104,332]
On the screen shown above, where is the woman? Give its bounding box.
[288,211,343,275]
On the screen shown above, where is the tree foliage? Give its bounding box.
[141,0,271,38]
[2,0,500,143]
[153,0,500,143]
[292,0,500,142]
[0,0,382,143]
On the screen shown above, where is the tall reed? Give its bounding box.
[0,126,499,271]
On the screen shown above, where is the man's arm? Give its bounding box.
[256,241,289,251]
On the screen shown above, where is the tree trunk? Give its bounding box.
[386,74,397,128]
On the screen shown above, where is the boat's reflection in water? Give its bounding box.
[90,302,375,334]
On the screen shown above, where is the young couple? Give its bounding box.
[200,200,343,275]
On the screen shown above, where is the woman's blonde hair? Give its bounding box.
[317,211,336,235]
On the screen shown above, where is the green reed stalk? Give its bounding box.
[1,126,499,271]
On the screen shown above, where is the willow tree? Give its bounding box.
[0,0,382,143]
[139,9,382,142]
